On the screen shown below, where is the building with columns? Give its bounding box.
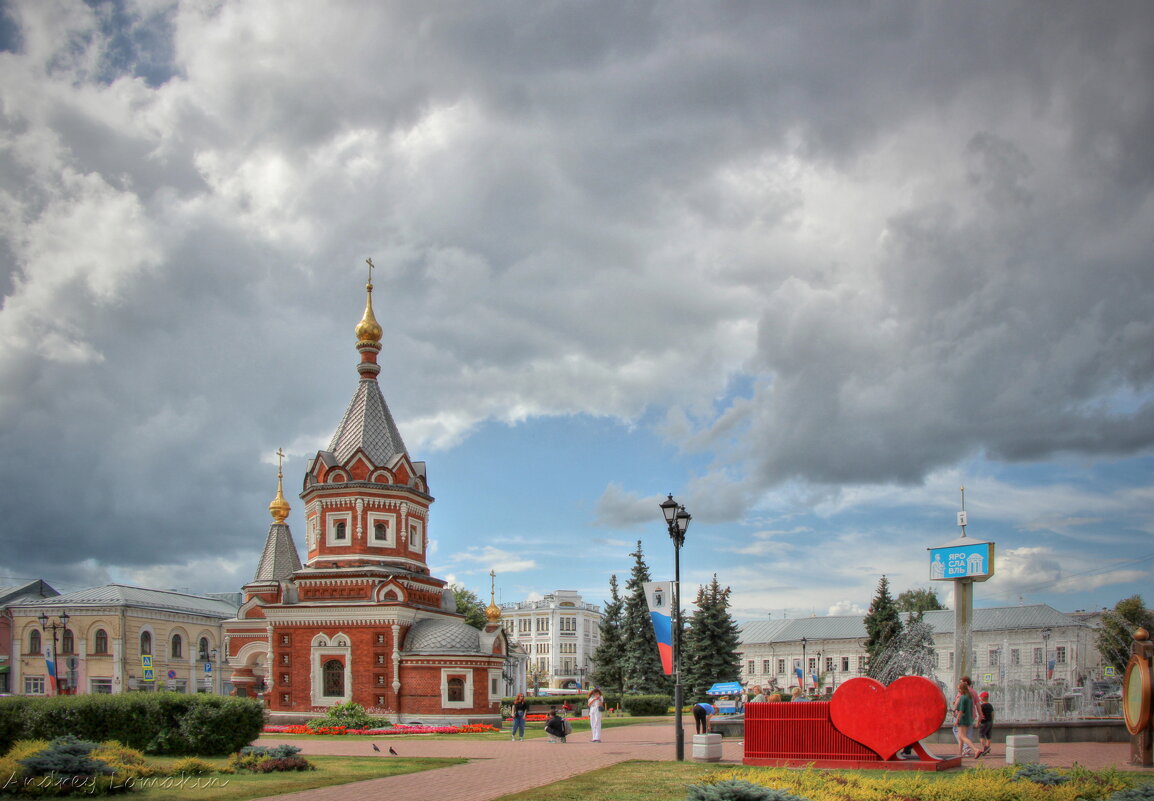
[500,590,602,692]
[8,585,237,696]
[223,269,512,724]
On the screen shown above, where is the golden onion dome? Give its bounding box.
[356,279,383,343]
[269,448,291,523]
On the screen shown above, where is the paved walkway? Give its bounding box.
[253,723,1153,801]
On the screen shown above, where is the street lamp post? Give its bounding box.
[38,611,70,695]
[801,637,808,694]
[660,494,691,762]
[209,648,219,694]
[1042,628,1052,683]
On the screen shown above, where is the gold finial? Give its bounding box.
[355,258,383,343]
[485,569,501,621]
[268,447,291,523]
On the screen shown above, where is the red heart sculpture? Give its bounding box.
[829,676,947,760]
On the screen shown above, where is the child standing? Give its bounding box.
[977,691,994,757]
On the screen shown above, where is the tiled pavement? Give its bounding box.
[253,723,1153,801]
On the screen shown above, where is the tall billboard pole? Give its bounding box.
[929,487,995,686]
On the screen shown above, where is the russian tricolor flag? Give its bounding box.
[643,581,675,675]
[44,642,58,695]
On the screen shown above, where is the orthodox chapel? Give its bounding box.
[222,269,512,724]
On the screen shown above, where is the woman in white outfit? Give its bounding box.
[587,687,605,742]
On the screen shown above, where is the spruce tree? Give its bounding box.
[864,575,903,678]
[620,540,671,694]
[682,575,743,702]
[590,574,626,701]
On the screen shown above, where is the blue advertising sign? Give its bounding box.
[929,541,994,582]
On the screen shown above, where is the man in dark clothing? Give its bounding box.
[692,701,715,734]
[977,691,994,757]
[545,709,568,743]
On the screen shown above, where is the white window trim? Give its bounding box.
[310,632,352,707]
[367,512,395,547]
[408,520,424,553]
[441,668,473,709]
[325,512,353,547]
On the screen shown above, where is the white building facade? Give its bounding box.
[739,605,1101,696]
[500,590,602,692]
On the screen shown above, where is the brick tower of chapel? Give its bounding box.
[223,265,509,724]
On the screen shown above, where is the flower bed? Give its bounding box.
[263,723,499,736]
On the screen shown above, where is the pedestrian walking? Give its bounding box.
[977,691,994,757]
[510,692,528,741]
[952,680,978,758]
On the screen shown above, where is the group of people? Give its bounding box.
[508,687,607,743]
[951,675,994,758]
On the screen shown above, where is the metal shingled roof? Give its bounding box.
[253,522,303,583]
[327,378,408,466]
[740,605,1083,644]
[21,585,238,618]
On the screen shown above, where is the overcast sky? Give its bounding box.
[2,0,1152,622]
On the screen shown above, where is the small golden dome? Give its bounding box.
[485,569,501,621]
[269,448,291,523]
[356,262,383,343]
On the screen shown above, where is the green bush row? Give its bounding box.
[0,693,265,756]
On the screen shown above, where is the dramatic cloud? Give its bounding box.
[1,1,1152,616]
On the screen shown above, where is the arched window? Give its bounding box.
[94,629,108,654]
[140,631,152,655]
[334,521,347,540]
[322,660,344,697]
[61,629,74,654]
[171,634,182,659]
[29,630,41,655]
[199,637,210,661]
[447,676,465,702]
[373,522,388,542]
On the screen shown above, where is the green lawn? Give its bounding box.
[133,754,462,801]
[493,760,1154,801]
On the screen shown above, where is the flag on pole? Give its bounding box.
[44,642,58,695]
[1047,659,1055,680]
[642,581,675,675]
[794,667,803,688]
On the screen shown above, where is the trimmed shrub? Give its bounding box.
[1109,786,1154,801]
[229,746,312,774]
[305,701,379,731]
[1013,763,1069,785]
[90,741,163,780]
[0,694,263,756]
[620,695,672,716]
[686,780,810,801]
[168,757,216,777]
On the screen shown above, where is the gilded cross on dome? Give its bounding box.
[485,569,501,622]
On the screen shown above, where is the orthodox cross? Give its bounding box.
[366,257,374,287]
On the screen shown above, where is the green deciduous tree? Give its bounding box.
[450,583,488,630]
[621,540,671,694]
[864,575,903,677]
[682,575,743,703]
[895,586,945,615]
[1096,594,1154,673]
[590,574,626,700]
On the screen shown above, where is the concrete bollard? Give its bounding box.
[1004,734,1040,765]
[692,733,723,762]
